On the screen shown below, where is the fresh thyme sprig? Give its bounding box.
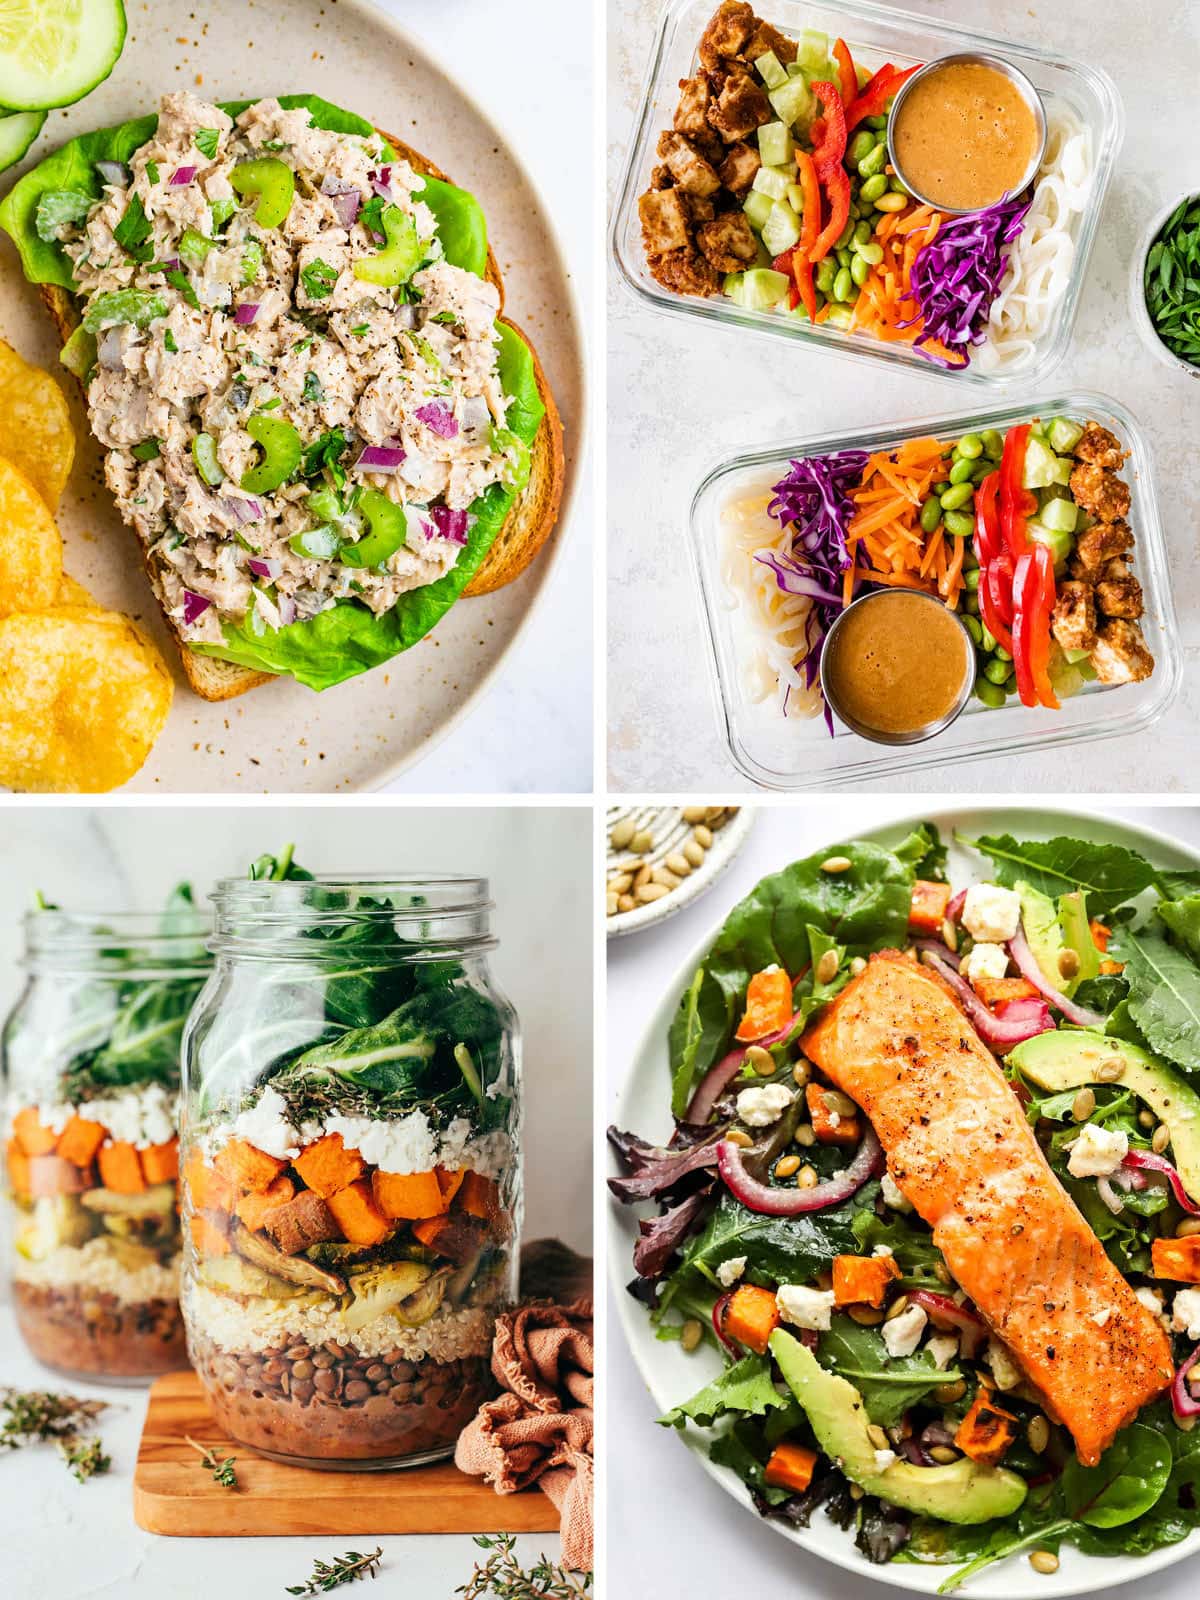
[0,1388,107,1450]
[457,1535,593,1599]
[59,1436,111,1483]
[284,1547,383,1595]
[184,1434,239,1489]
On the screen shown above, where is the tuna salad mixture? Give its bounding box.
[52,92,525,644]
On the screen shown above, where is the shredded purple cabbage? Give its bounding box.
[902,193,1032,368]
[765,450,869,732]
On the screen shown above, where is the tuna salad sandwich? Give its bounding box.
[0,91,563,697]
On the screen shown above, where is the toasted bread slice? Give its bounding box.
[41,125,564,701]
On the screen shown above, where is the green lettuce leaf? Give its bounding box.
[658,1354,790,1430]
[1158,894,1200,963]
[1109,925,1200,1075]
[672,1191,862,1289]
[817,1316,960,1429]
[959,833,1157,919]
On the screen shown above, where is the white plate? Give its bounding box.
[606,806,756,937]
[608,806,1200,1598]
[0,0,585,792]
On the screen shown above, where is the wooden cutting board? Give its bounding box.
[133,1372,559,1537]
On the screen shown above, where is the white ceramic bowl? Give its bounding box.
[606,807,756,938]
[608,805,1200,1598]
[1129,194,1200,379]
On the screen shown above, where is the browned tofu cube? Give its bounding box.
[674,75,712,135]
[658,131,722,197]
[719,140,762,196]
[1072,519,1133,579]
[699,1,756,70]
[639,186,693,255]
[1050,580,1097,653]
[1095,569,1144,619]
[707,69,772,141]
[651,246,720,298]
[1091,619,1155,685]
[744,21,799,65]
[696,211,760,272]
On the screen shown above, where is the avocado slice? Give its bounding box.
[1010,1030,1200,1202]
[1014,881,1098,998]
[770,1330,1027,1525]
[1057,891,1100,992]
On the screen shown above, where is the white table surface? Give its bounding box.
[607,0,1200,793]
[0,803,593,1599]
[606,801,1200,1598]
[379,0,595,794]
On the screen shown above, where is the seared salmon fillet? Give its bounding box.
[802,951,1173,1464]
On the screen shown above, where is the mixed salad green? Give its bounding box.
[610,824,1200,1588]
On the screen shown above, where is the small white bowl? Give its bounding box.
[1129,192,1200,379]
[605,807,756,938]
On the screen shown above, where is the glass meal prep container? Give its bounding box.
[2,901,212,1381]
[690,389,1182,790]
[180,874,521,1471]
[611,0,1123,386]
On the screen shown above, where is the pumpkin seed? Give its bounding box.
[816,949,839,985]
[682,807,707,824]
[680,1319,703,1352]
[797,1165,818,1189]
[635,882,670,904]
[665,852,692,877]
[745,1045,775,1076]
[850,956,866,976]
[693,825,713,848]
[792,1060,811,1088]
[1139,1109,1155,1129]
[1057,948,1080,980]
[884,1295,910,1321]
[652,866,681,889]
[607,872,632,894]
[1153,1123,1171,1154]
[1029,1551,1059,1575]
[821,855,852,873]
[609,817,635,850]
[632,863,651,891]
[1095,1056,1125,1082]
[942,918,958,952]
[684,840,706,867]
[823,1089,857,1116]
[1071,1087,1096,1122]
[630,829,654,854]
[726,1128,753,1149]
[1027,1414,1050,1454]
[606,894,618,917]
[1176,1218,1200,1238]
[933,1379,965,1403]
[928,1445,960,1464]
[794,1125,816,1147]
[848,1304,884,1325]
[849,1483,865,1500]
[617,894,636,914]
[775,1154,801,1179]
[866,1423,890,1451]
[934,1261,952,1285]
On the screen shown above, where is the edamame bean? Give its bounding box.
[964,568,981,592]
[850,252,871,287]
[963,614,983,645]
[858,143,887,179]
[847,200,861,220]
[980,624,996,653]
[853,220,873,247]
[815,259,836,294]
[965,592,980,614]
[984,657,1011,685]
[856,241,883,265]
[975,677,1006,709]
[956,434,984,459]
[835,219,856,250]
[1004,671,1018,692]
[941,482,975,512]
[969,460,992,483]
[875,192,908,213]
[833,266,853,302]
[848,129,876,166]
[993,645,1012,662]
[859,172,889,204]
[933,480,951,496]
[943,509,976,537]
[889,178,913,199]
[948,457,976,485]
[981,429,1005,458]
[836,246,852,269]
[919,497,942,534]
[866,114,888,130]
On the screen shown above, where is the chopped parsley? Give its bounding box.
[210,196,236,229]
[257,397,281,411]
[349,323,370,336]
[292,336,314,354]
[131,439,161,461]
[408,332,440,368]
[432,312,457,325]
[300,258,338,301]
[261,139,287,152]
[113,195,153,262]
[359,195,385,239]
[163,330,178,353]
[302,371,325,404]
[146,160,161,185]
[165,269,199,310]
[194,127,221,160]
[302,427,350,488]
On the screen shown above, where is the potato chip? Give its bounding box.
[0,339,75,511]
[0,609,173,793]
[0,455,62,618]
[55,573,96,608]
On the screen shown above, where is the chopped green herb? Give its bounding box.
[146,159,160,185]
[184,1435,238,1490]
[349,323,370,336]
[262,140,287,152]
[292,336,314,354]
[302,426,350,487]
[113,194,152,261]
[300,258,339,300]
[408,332,440,368]
[178,227,214,270]
[359,195,385,238]
[258,397,281,411]
[165,269,200,310]
[432,311,458,325]
[241,238,263,285]
[194,127,221,160]
[163,329,178,353]
[210,196,236,229]
[131,439,161,461]
[60,1437,110,1484]
[303,371,325,403]
[285,1547,382,1595]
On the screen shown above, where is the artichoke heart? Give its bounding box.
[197,1251,314,1302]
[232,1223,347,1296]
[343,1260,444,1331]
[82,1182,176,1217]
[99,1234,160,1272]
[14,1195,92,1260]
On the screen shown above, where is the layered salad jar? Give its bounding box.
[2,889,211,1380]
[180,855,521,1469]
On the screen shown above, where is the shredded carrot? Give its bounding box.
[843,437,969,611]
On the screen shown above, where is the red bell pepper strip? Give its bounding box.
[1011,550,1038,707]
[980,555,1014,655]
[833,37,857,107]
[973,470,1001,567]
[787,149,821,319]
[1011,545,1058,709]
[999,424,1037,562]
[809,82,848,181]
[844,61,922,133]
[811,166,850,262]
[772,247,801,310]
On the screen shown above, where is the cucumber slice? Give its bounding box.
[751,164,791,203]
[0,0,126,111]
[760,200,800,257]
[757,120,793,167]
[768,77,812,131]
[1039,495,1077,534]
[739,267,790,311]
[723,271,745,305]
[0,109,45,172]
[742,189,774,232]
[1021,434,1059,489]
[1047,416,1084,454]
[754,50,786,90]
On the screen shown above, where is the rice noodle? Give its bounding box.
[720,486,823,719]
[975,112,1094,374]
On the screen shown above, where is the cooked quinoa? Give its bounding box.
[14,1240,181,1306]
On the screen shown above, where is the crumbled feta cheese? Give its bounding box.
[827,1110,841,1129]
[736,1083,793,1128]
[716,1255,747,1289]
[881,1304,927,1357]
[961,941,1010,987]
[229,1085,303,1159]
[881,1171,912,1213]
[1066,1123,1128,1179]
[1092,1307,1112,1328]
[1135,1286,1169,1329]
[777,1283,836,1332]
[1173,1288,1200,1341]
[926,1333,959,1370]
[77,1082,178,1150]
[962,883,1022,943]
[873,1447,898,1472]
[872,1244,894,1258]
[985,1337,1022,1392]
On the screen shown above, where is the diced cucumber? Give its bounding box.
[786,60,807,78]
[0,109,45,173]
[0,0,127,111]
[1022,434,1059,490]
[1064,647,1093,664]
[760,200,801,257]
[786,182,807,214]
[1039,496,1078,534]
[795,28,830,70]
[1051,455,1074,486]
[751,164,791,202]
[1027,521,1073,566]
[754,49,787,90]
[1047,416,1084,454]
[769,77,813,130]
[723,271,745,304]
[739,267,790,311]
[757,120,794,167]
[742,189,774,232]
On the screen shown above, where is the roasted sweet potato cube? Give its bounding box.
[457,1170,501,1222]
[411,1213,487,1265]
[98,1140,146,1195]
[190,1212,231,1258]
[1152,1236,1200,1283]
[909,880,953,936]
[292,1133,365,1198]
[235,1173,296,1233]
[56,1114,107,1168]
[183,1149,235,1214]
[806,1081,861,1146]
[832,1253,902,1308]
[12,1106,59,1156]
[372,1168,447,1221]
[140,1137,180,1186]
[724,1283,780,1354]
[764,1441,817,1493]
[214,1137,289,1194]
[6,1137,30,1198]
[261,1188,341,1255]
[327,1178,393,1247]
[955,1390,1018,1464]
[436,1166,466,1206]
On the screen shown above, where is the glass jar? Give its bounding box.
[2,902,212,1381]
[180,875,521,1470]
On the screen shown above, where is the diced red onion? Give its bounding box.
[900,1437,931,1466]
[946,889,967,923]
[429,506,471,545]
[233,302,259,325]
[330,190,361,230]
[159,256,181,273]
[96,160,130,187]
[919,1420,956,1449]
[907,1289,986,1359]
[919,946,1055,1048]
[1172,1345,1200,1418]
[368,166,393,200]
[1008,924,1106,1027]
[461,395,491,433]
[97,328,124,370]
[712,1293,740,1358]
[912,937,960,972]
[415,401,458,439]
[220,495,263,525]
[247,557,282,581]
[355,445,406,472]
[717,1123,882,1215]
[277,594,297,626]
[1096,1176,1125,1215]
[170,165,197,186]
[1123,1148,1200,1215]
[182,590,211,625]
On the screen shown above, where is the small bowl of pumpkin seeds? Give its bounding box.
[606,806,754,938]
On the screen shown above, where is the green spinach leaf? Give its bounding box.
[1110,926,1200,1074]
[1062,1422,1172,1528]
[817,1316,960,1428]
[1158,895,1200,963]
[960,833,1158,918]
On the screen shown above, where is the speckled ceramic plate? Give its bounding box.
[0,0,583,793]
